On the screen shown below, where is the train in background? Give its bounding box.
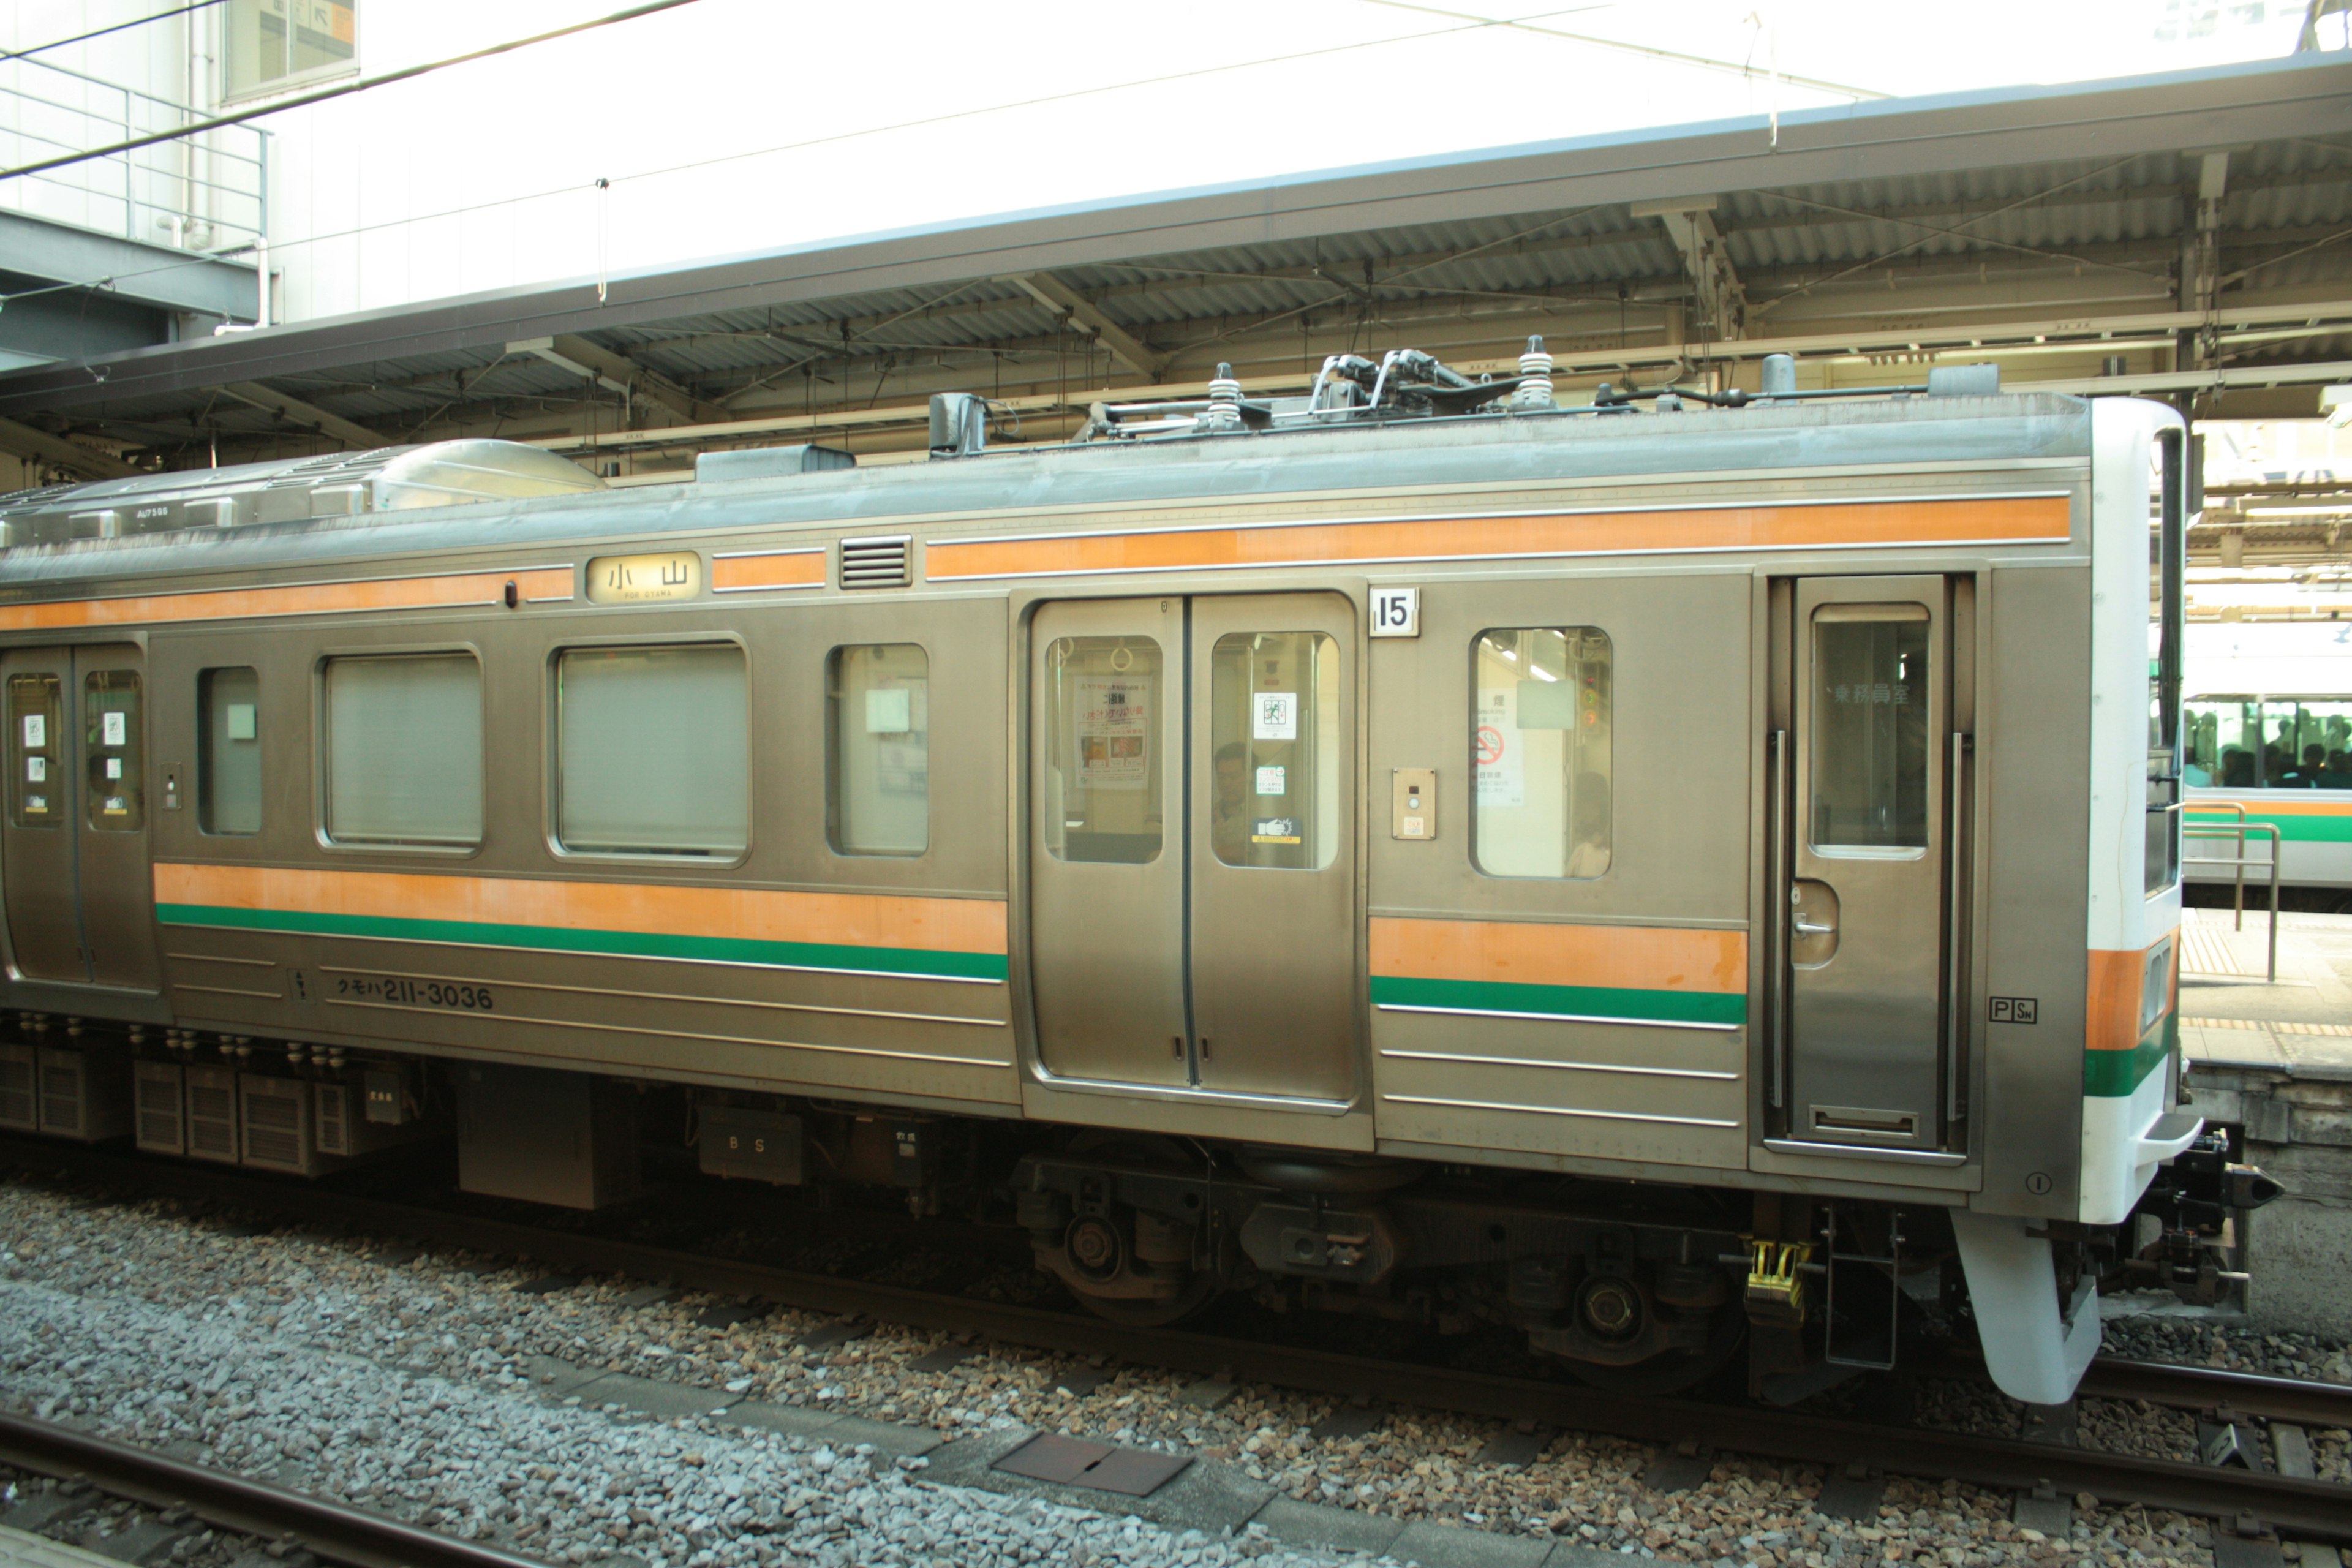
[0,346,2269,1406]
[2184,620,2352,898]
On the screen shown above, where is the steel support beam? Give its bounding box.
[1002,273,1169,378]
[0,211,259,322]
[508,335,725,426]
[0,418,137,479]
[1632,196,1746,342]
[2180,151,2231,371]
[217,383,390,450]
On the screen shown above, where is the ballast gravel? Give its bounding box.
[0,1177,2324,1567]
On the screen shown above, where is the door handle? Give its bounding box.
[1792,914,1838,937]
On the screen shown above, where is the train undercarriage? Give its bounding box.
[0,1017,2280,1402]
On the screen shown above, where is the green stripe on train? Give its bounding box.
[1369,974,1746,1028]
[153,902,1009,982]
[2186,809,2352,843]
[2082,1012,2176,1098]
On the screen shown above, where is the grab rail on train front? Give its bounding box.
[2182,805,2281,982]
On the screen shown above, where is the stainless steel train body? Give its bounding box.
[0,380,2209,1404]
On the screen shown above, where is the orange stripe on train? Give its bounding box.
[0,568,575,632]
[1370,916,1746,995]
[712,551,825,592]
[927,497,2068,581]
[2086,938,2178,1054]
[153,862,1008,957]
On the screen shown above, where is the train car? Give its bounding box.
[2182,619,2352,897]
[0,348,2249,1406]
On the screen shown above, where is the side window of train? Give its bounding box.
[85,670,143,831]
[554,643,748,859]
[827,644,929,856]
[322,653,484,849]
[1471,628,1613,879]
[7,674,62,828]
[199,667,262,835]
[2185,698,2352,789]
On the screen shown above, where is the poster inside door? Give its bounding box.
[1073,676,1151,790]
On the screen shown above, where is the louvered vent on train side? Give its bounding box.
[186,1065,239,1161]
[134,1060,187,1156]
[840,535,912,589]
[239,1075,311,1172]
[0,1044,35,1132]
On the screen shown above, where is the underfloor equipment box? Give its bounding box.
[36,1044,130,1142]
[458,1063,640,1210]
[134,1060,185,1155]
[698,1104,804,1185]
[185,1065,239,1163]
[0,1043,35,1132]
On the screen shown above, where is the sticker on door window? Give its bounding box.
[1475,687,1525,807]
[102,796,127,816]
[1253,816,1302,844]
[101,710,126,747]
[25,794,45,814]
[105,758,121,780]
[1254,764,1287,796]
[24,758,42,783]
[21,715,43,749]
[1253,692,1297,741]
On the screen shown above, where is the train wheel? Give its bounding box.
[1057,1130,1223,1327]
[1561,1298,1746,1396]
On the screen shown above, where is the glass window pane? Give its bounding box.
[7,674,62,830]
[325,654,482,847]
[226,0,355,98]
[1472,628,1613,879]
[85,671,143,832]
[1209,631,1339,871]
[1042,636,1161,864]
[557,645,747,856]
[829,644,928,856]
[199,667,262,835]
[1810,612,1929,850]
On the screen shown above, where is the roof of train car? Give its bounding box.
[0,52,2340,469]
[0,391,2097,594]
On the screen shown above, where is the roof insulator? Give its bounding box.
[1509,335,1556,412]
[1196,363,1246,434]
[928,392,987,458]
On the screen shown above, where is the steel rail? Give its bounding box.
[0,1411,549,1568]
[6,1136,2350,1539]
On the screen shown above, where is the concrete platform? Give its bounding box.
[2177,907,2352,1337]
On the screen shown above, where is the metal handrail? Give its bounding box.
[2185,801,2252,925]
[2184,814,2282,981]
[0,51,266,252]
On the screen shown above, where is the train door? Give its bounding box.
[1029,594,1357,1102]
[1776,576,1965,1152]
[0,644,161,990]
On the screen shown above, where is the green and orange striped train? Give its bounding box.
[0,349,2258,1403]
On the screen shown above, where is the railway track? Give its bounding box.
[5,1133,2346,1544]
[0,1411,544,1568]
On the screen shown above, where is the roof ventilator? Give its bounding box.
[1758,353,1798,400]
[929,392,987,458]
[695,445,854,482]
[840,535,912,589]
[1927,363,2001,397]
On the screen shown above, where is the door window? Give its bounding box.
[556,644,747,858]
[84,671,142,831]
[829,644,929,856]
[1471,627,1613,878]
[1809,609,1929,851]
[7,674,61,829]
[1042,636,1163,864]
[200,667,263,835]
[1208,631,1339,870]
[323,654,483,848]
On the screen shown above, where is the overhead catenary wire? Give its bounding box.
[1,0,226,64]
[0,0,709,185]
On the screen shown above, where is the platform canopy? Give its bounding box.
[0,50,2348,495]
